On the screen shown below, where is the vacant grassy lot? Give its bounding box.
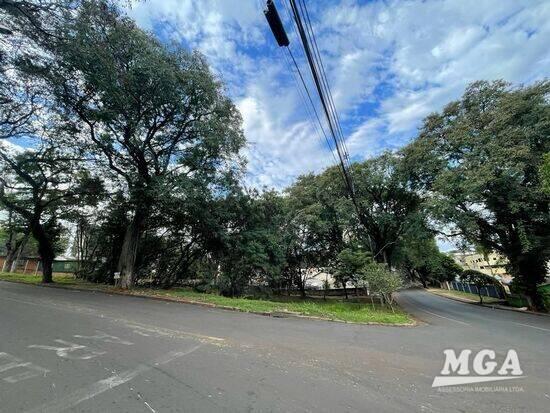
[428,288,503,304]
[0,272,412,325]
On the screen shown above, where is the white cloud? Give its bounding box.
[126,0,550,189]
[237,93,331,189]
[323,0,550,159]
[0,139,24,155]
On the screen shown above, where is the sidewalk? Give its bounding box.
[427,288,550,318]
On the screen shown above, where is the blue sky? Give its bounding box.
[126,0,550,190]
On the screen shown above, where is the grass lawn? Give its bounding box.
[142,288,412,324]
[429,288,503,304]
[0,272,82,285]
[0,272,413,325]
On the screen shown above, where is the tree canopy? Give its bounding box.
[403,80,550,309]
[1,1,547,311]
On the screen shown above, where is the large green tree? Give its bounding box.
[351,153,422,269]
[0,137,101,282]
[403,80,550,309]
[332,245,371,299]
[0,1,72,140]
[216,190,286,297]
[0,209,31,272]
[284,169,348,296]
[30,1,244,287]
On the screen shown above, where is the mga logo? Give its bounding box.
[432,349,524,387]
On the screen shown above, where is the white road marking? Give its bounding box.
[144,401,156,412]
[0,352,49,384]
[512,322,550,333]
[3,366,48,384]
[128,323,225,344]
[28,339,106,360]
[397,294,470,326]
[136,391,156,412]
[24,345,202,413]
[74,331,134,345]
[419,309,470,326]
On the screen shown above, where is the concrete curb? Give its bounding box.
[0,278,416,327]
[427,289,550,318]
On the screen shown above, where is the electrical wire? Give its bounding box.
[286,0,369,229]
[288,0,353,187]
[264,0,362,217]
[298,0,353,172]
[278,0,345,179]
[285,48,341,168]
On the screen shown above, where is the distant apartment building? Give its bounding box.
[449,251,513,284]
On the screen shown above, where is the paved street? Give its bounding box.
[1,281,549,412]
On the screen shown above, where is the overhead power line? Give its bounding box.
[264,0,341,172]
[298,0,353,171]
[284,48,340,167]
[264,0,367,228]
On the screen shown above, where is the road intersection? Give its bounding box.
[1,282,548,412]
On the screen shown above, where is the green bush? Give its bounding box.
[539,284,550,309]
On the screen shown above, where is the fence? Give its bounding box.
[443,280,505,299]
[0,257,41,274]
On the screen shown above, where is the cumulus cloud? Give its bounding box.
[126,0,550,188]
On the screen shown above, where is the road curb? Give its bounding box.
[0,278,416,327]
[426,289,550,318]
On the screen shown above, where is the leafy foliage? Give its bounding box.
[541,152,550,195]
[351,153,422,268]
[0,136,102,281]
[1,2,547,314]
[332,246,371,298]
[403,80,550,309]
[363,263,404,311]
[217,191,286,297]
[460,269,500,304]
[17,0,245,287]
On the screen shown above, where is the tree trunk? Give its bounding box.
[524,281,543,311]
[117,205,148,289]
[3,247,16,273]
[41,254,53,283]
[29,219,55,283]
[298,282,306,298]
[297,271,306,298]
[2,227,14,272]
[383,250,393,271]
[2,217,29,272]
[419,275,428,288]
[6,232,30,273]
[342,283,348,300]
[514,254,546,311]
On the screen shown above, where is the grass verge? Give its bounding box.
[428,288,503,304]
[142,288,412,324]
[0,272,83,285]
[0,272,413,325]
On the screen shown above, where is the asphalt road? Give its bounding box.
[1,282,549,412]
